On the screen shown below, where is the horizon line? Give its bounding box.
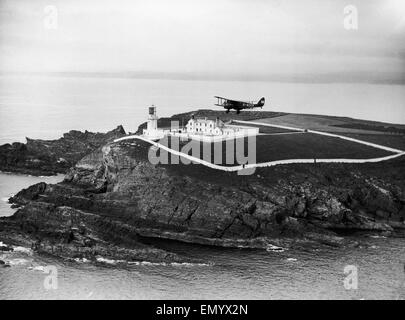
[1,70,404,85]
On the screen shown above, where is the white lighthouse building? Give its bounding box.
[147,106,158,131]
[142,106,165,140]
[184,115,259,141]
[141,107,258,142]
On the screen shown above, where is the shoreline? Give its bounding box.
[1,110,405,265]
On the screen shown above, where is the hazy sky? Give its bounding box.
[0,0,404,81]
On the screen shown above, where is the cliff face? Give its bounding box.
[3,138,404,263]
[0,126,126,176]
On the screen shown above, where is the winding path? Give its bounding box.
[114,120,405,173]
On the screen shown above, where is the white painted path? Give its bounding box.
[114,120,405,172]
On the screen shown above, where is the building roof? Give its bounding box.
[194,117,213,123]
[188,118,224,125]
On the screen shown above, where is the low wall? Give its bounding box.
[168,131,257,142]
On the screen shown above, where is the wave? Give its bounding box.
[0,242,35,267]
[28,265,46,272]
[286,258,297,262]
[12,246,32,255]
[170,262,212,267]
[96,257,126,265]
[95,256,211,267]
[369,235,387,239]
[266,244,285,252]
[74,257,90,263]
[6,258,31,266]
[129,261,212,267]
[0,243,33,255]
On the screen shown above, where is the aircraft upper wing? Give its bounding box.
[214,96,248,104]
[214,96,231,101]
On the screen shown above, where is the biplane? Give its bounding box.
[214,96,265,114]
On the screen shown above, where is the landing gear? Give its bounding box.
[236,110,241,114]
[225,109,230,113]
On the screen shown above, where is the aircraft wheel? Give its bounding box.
[226,109,230,113]
[236,110,240,114]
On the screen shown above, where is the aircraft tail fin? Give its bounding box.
[256,97,265,107]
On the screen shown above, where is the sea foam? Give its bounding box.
[95,256,211,267]
[28,265,46,272]
[96,257,126,265]
[369,235,387,239]
[12,246,32,255]
[266,244,285,252]
[7,258,31,266]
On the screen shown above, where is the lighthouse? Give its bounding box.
[143,105,164,140]
[147,105,158,132]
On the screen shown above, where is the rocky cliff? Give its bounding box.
[2,136,404,263]
[0,126,126,176]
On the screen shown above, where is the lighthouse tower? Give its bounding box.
[143,105,164,140]
[147,105,158,132]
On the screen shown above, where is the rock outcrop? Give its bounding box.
[0,126,126,176]
[1,109,405,264]
[2,138,404,263]
[0,201,198,264]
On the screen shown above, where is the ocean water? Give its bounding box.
[0,75,405,299]
[0,172,64,217]
[0,217,404,299]
[0,74,405,144]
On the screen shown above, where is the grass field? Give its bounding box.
[130,109,403,176]
[227,121,297,134]
[153,133,394,166]
[123,109,405,186]
[333,123,405,134]
[253,133,393,162]
[252,114,396,135]
[119,133,404,189]
[340,133,405,151]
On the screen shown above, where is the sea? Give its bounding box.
[0,74,404,299]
